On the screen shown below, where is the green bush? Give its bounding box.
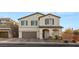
[64,40,69,43]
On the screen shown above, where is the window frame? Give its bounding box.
[45,18,50,25]
[31,20,37,26]
[21,20,25,26]
[51,19,54,25]
[25,20,28,26]
[45,18,54,25]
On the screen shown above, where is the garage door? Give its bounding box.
[0,32,8,38]
[22,32,37,39]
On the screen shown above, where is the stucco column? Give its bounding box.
[49,29,52,36]
[37,29,40,39]
[59,29,62,36]
[39,29,43,39]
[19,31,22,38]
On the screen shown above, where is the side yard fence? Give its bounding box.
[62,33,79,41]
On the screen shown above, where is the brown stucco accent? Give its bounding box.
[39,26,63,28]
[39,13,61,20]
[18,12,45,20]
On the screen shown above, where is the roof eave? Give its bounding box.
[18,12,45,20]
[39,26,63,28]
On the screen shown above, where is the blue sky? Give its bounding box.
[0,12,78,30]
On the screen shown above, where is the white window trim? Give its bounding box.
[21,20,25,26]
[45,18,54,25]
[20,20,28,27]
[31,20,37,26]
[25,20,28,26]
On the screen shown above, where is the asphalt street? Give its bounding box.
[0,38,78,47]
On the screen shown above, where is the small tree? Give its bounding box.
[73,29,79,35]
[64,29,73,34]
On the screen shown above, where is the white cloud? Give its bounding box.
[0,0,79,12]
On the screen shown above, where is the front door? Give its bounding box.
[43,29,49,39]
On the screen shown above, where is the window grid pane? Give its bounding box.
[26,21,28,25]
[21,21,24,26]
[45,19,49,25]
[35,21,37,25]
[31,21,34,26]
[45,18,54,25]
[31,20,37,26]
[52,19,54,25]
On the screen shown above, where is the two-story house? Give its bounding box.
[18,12,63,39]
[0,18,18,38]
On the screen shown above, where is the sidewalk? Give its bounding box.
[0,38,79,47]
[0,38,63,43]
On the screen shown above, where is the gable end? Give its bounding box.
[18,12,45,20]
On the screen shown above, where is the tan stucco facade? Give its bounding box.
[18,13,63,39]
[19,13,43,27]
[38,28,62,39]
[39,14,60,26]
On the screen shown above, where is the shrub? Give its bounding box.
[64,40,69,43]
[54,35,59,40]
[64,29,73,34]
[48,36,53,40]
[71,40,76,43]
[59,36,63,40]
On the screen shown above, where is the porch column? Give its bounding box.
[37,30,40,39]
[39,29,43,39]
[49,29,52,36]
[19,31,22,38]
[59,29,62,36]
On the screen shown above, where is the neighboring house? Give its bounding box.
[0,18,18,38]
[18,12,63,39]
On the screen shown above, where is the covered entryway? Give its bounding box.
[53,29,59,36]
[43,29,49,39]
[22,32,37,39]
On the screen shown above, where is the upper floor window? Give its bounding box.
[31,20,37,26]
[21,20,25,26]
[45,19,50,25]
[51,19,54,25]
[25,20,28,26]
[21,20,28,26]
[45,18,54,25]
